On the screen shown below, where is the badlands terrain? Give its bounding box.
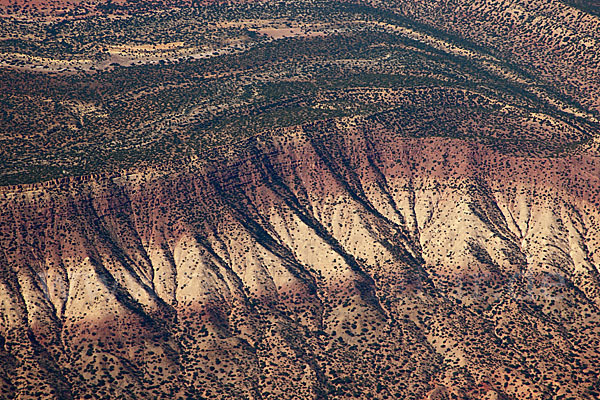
[1,0,600,399]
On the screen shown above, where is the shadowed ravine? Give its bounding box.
[1,114,599,399]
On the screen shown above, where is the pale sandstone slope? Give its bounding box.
[0,117,599,399]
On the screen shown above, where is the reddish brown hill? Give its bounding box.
[1,117,599,399]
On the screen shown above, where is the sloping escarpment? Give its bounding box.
[1,117,599,399]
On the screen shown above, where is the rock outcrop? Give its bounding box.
[1,116,599,399]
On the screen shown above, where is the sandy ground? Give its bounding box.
[0,21,330,72]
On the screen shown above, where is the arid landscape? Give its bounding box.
[1,0,600,399]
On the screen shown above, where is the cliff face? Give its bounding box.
[1,116,599,399]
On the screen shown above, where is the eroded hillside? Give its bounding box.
[1,114,599,399]
[2,0,600,399]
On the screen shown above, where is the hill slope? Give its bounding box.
[1,116,600,399]
[1,0,600,399]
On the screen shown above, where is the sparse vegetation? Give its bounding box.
[1,0,600,399]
